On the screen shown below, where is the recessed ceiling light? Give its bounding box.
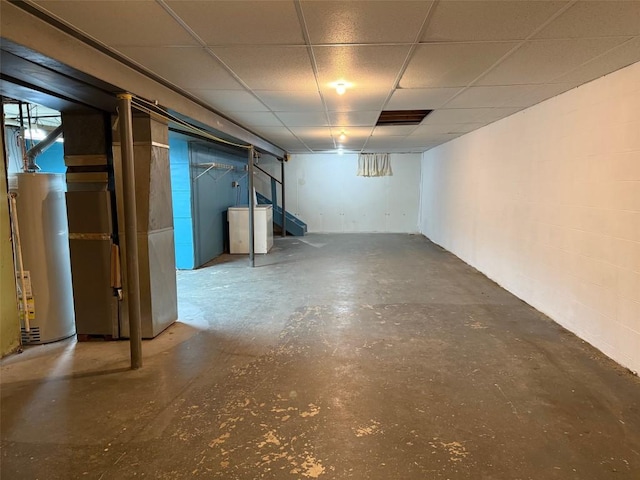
[331,81,351,95]
[339,132,347,142]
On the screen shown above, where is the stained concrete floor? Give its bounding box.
[1,233,639,479]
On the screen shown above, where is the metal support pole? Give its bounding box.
[281,158,286,237]
[271,177,277,212]
[248,146,255,267]
[117,93,143,369]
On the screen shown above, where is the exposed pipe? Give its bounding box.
[8,193,30,333]
[281,159,286,238]
[17,102,28,172]
[25,103,33,152]
[117,93,143,370]
[25,124,63,172]
[248,146,255,268]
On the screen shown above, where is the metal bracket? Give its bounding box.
[193,162,235,182]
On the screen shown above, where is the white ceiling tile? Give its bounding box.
[331,127,373,139]
[423,1,568,42]
[553,37,640,85]
[445,83,583,110]
[477,37,631,85]
[187,90,269,112]
[514,83,578,108]
[364,135,446,152]
[406,130,462,144]
[536,1,640,39]
[165,1,304,45]
[256,91,324,112]
[400,42,518,88]
[305,142,337,150]
[32,1,197,46]
[288,146,313,153]
[328,111,380,127]
[281,142,312,153]
[372,125,419,137]
[386,88,464,110]
[212,46,316,90]
[375,147,428,153]
[289,127,334,141]
[323,90,389,112]
[250,126,309,151]
[335,135,369,150]
[334,128,372,150]
[336,140,367,151]
[276,112,329,127]
[251,126,296,138]
[363,136,411,150]
[117,47,243,90]
[423,108,521,124]
[314,45,411,93]
[301,1,434,44]
[412,123,486,136]
[226,112,284,127]
[444,85,546,108]
[31,0,640,155]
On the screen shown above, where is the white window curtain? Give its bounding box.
[357,153,392,177]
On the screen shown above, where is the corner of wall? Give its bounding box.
[169,135,196,270]
[1,137,21,357]
[418,62,640,374]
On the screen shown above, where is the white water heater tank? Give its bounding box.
[11,173,76,344]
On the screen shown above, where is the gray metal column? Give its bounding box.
[281,158,286,237]
[117,93,143,370]
[248,146,255,267]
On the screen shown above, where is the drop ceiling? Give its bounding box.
[25,0,640,154]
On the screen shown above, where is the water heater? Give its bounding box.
[11,173,76,344]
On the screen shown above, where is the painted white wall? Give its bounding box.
[280,153,420,233]
[420,61,640,374]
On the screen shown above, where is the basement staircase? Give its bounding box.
[256,192,307,237]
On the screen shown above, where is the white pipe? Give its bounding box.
[26,124,63,171]
[8,193,30,333]
[18,103,28,172]
[19,134,28,173]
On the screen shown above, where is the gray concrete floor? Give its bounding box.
[1,233,639,480]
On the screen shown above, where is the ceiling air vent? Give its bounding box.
[376,110,432,126]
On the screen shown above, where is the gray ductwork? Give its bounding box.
[25,124,63,171]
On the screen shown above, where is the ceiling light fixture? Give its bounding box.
[339,132,347,142]
[330,80,351,96]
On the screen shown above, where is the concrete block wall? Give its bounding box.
[420,61,640,374]
[169,134,249,269]
[169,135,195,269]
[190,144,248,267]
[287,153,421,233]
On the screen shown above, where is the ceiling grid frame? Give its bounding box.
[437,0,579,110]
[157,0,320,153]
[361,0,438,153]
[294,0,335,152]
[9,0,640,154]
